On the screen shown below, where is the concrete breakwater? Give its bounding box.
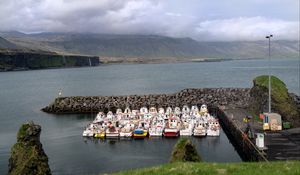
[42,88,251,113]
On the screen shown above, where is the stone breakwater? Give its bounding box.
[42,88,251,114]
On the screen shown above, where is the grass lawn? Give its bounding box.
[113,161,300,175]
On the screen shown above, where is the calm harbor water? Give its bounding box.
[0,58,299,174]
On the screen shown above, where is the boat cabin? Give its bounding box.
[200,104,208,114]
[182,105,190,114]
[140,107,148,114]
[149,107,158,114]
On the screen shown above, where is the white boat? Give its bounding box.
[174,107,181,115]
[123,107,131,118]
[82,123,96,137]
[149,117,165,136]
[199,104,208,115]
[116,108,123,115]
[190,105,199,116]
[207,119,220,136]
[106,126,119,138]
[140,107,148,115]
[106,111,115,121]
[158,107,165,114]
[193,120,207,137]
[180,119,194,136]
[165,107,173,115]
[120,122,135,137]
[93,112,105,123]
[182,105,190,114]
[149,107,158,114]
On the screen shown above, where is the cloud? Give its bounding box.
[0,0,298,41]
[195,17,299,41]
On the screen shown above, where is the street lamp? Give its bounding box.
[266,34,273,113]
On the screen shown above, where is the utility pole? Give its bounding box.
[266,35,273,113]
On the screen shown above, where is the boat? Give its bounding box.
[82,123,96,137]
[165,107,173,115]
[140,107,148,115]
[133,129,148,138]
[93,112,105,123]
[105,123,120,138]
[133,120,149,138]
[149,116,165,136]
[199,104,208,115]
[174,107,181,115]
[106,111,115,121]
[193,120,207,137]
[94,126,106,138]
[190,105,199,116]
[163,117,180,137]
[116,108,123,115]
[158,107,165,114]
[207,119,220,136]
[120,122,135,137]
[182,105,190,114]
[149,107,158,114]
[180,119,194,136]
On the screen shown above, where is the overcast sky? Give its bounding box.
[0,0,299,41]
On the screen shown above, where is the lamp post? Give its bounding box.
[266,34,273,113]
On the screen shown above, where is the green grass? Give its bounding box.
[113,161,300,175]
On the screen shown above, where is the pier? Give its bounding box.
[216,108,300,161]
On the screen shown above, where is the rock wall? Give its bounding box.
[42,88,251,114]
[8,122,51,175]
[0,50,100,71]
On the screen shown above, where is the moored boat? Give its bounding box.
[120,122,135,137]
[180,119,194,136]
[207,119,220,136]
[133,120,149,138]
[193,120,207,137]
[149,116,165,137]
[163,117,180,137]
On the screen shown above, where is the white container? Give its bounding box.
[256,133,264,148]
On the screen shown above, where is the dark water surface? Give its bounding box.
[0,58,299,174]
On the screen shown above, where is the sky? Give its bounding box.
[0,0,299,41]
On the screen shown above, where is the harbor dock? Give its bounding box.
[42,87,300,162]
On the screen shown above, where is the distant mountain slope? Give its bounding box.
[1,32,298,59]
[0,36,18,49]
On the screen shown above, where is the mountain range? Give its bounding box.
[0,31,298,60]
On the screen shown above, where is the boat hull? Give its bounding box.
[120,132,132,137]
[94,133,105,138]
[133,129,148,138]
[207,129,220,136]
[82,131,94,137]
[133,132,148,138]
[106,133,119,138]
[180,130,193,136]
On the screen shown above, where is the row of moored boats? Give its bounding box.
[82,104,220,138]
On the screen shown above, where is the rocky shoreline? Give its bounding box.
[42,88,251,114]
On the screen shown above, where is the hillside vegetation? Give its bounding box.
[250,75,300,127]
